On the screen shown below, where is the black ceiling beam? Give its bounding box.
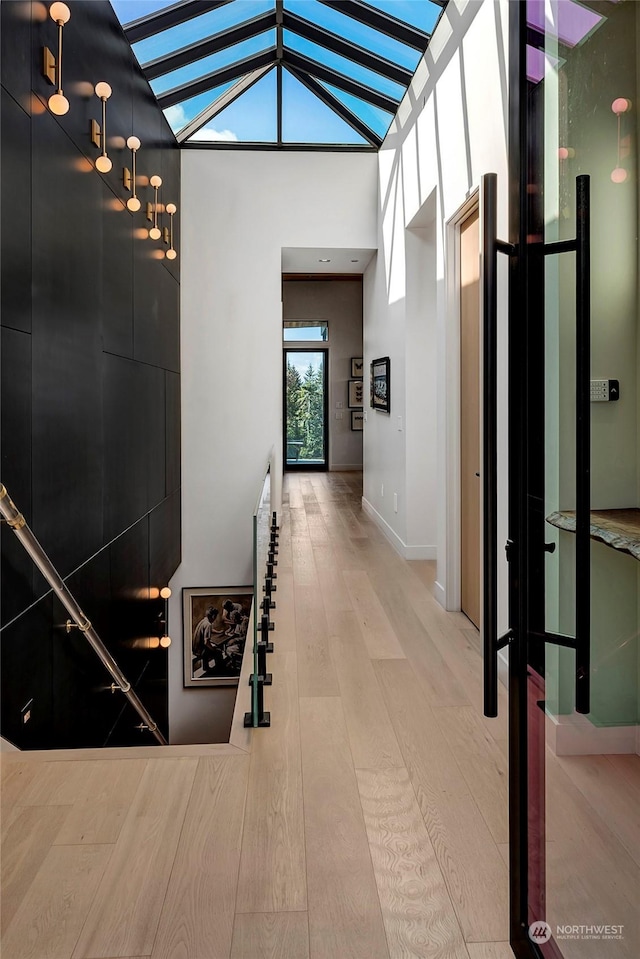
[283,10,412,88]
[317,0,430,52]
[158,47,277,108]
[125,0,231,44]
[285,65,382,148]
[430,0,447,7]
[142,10,277,80]
[282,49,398,114]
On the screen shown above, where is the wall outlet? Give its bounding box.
[397,416,403,431]
[393,492,398,513]
[336,401,344,409]
[335,411,343,420]
[21,698,33,725]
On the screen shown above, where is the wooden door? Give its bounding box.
[460,209,481,628]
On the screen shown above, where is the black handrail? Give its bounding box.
[574,175,591,714]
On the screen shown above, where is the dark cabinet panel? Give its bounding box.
[1,1,31,109]
[149,490,181,590]
[1,0,179,750]
[1,328,34,626]
[0,594,54,749]
[31,111,104,577]
[147,364,166,511]
[102,194,134,358]
[133,228,180,372]
[1,87,31,333]
[103,354,166,540]
[109,512,151,674]
[103,353,150,539]
[166,371,181,496]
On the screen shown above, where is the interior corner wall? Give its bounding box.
[0,0,181,749]
[363,0,510,626]
[168,150,376,743]
[282,280,364,471]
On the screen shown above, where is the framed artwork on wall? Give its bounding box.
[370,356,390,413]
[351,357,364,378]
[348,379,364,408]
[351,410,364,431]
[183,586,252,687]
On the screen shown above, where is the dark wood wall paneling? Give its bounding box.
[0,1,180,749]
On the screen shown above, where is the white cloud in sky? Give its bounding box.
[191,126,238,141]
[164,104,187,129]
[163,105,238,142]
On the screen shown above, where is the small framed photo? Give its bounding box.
[370,356,390,413]
[351,410,364,431]
[351,357,364,378]
[183,586,252,687]
[348,379,364,408]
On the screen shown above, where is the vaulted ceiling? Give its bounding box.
[111,0,448,149]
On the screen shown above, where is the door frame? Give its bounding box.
[282,347,329,472]
[444,190,479,613]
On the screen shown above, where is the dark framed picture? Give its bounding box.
[370,356,391,413]
[351,410,364,431]
[183,586,252,687]
[351,357,364,378]
[348,379,364,408]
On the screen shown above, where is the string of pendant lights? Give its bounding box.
[42,1,178,259]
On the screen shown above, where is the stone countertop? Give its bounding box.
[546,508,640,561]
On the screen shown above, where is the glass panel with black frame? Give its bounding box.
[284,348,328,470]
[516,2,639,957]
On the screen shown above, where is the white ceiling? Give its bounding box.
[281,248,377,275]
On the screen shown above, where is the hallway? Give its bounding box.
[2,472,511,959]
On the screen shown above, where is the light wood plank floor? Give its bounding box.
[2,472,638,959]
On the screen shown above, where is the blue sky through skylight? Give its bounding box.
[186,67,278,142]
[282,70,367,144]
[284,0,421,71]
[284,30,404,100]
[132,1,272,64]
[110,0,445,147]
[150,31,276,96]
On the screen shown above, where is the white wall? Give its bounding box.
[168,151,377,742]
[363,0,510,625]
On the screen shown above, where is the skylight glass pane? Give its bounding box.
[131,1,272,64]
[284,0,420,71]
[150,31,276,97]
[163,82,237,133]
[186,67,277,142]
[364,0,441,35]
[284,31,404,101]
[318,81,393,139]
[281,69,368,144]
[110,0,177,26]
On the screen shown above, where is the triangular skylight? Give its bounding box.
[110,0,448,150]
[281,68,368,145]
[186,66,278,142]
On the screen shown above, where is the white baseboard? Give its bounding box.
[433,580,446,607]
[497,649,509,691]
[361,497,436,560]
[546,709,639,756]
